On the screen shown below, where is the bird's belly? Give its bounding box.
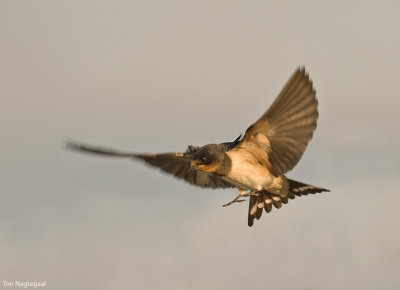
[222,161,272,191]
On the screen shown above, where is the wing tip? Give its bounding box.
[295,65,307,76]
[64,140,84,151]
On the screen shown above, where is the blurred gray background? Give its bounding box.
[1,1,399,289]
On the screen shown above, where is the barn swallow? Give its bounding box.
[67,67,330,227]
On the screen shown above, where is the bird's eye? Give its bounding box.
[201,157,207,163]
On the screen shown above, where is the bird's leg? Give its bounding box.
[222,190,247,207]
[245,191,260,197]
[223,190,259,207]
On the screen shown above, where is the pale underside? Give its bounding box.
[222,147,287,196]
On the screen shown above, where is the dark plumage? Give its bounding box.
[67,67,330,227]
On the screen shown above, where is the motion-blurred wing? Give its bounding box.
[239,68,318,176]
[66,142,234,189]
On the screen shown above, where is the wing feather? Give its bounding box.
[239,68,319,176]
[66,141,234,189]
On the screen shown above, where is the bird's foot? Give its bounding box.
[222,196,246,207]
[222,190,259,207]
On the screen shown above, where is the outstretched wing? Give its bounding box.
[66,142,234,189]
[238,68,319,177]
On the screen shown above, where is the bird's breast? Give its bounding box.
[223,150,272,190]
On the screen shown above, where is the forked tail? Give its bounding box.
[248,179,330,227]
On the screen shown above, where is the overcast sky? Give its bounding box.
[1,1,400,289]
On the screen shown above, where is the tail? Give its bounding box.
[248,178,330,227]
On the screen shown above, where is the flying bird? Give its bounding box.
[67,67,330,227]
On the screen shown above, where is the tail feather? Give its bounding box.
[247,178,330,227]
[288,178,330,196]
[248,195,258,227]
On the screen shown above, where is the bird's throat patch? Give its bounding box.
[195,164,219,173]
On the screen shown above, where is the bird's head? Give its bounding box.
[191,144,225,173]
